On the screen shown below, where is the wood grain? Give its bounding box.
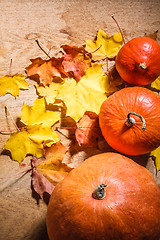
[0,0,160,239]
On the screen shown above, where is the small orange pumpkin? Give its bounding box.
[46,152,160,240]
[115,37,160,85]
[99,87,160,155]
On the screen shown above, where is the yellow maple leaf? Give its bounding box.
[20,97,60,127]
[56,64,109,122]
[36,142,71,181]
[85,29,123,60]
[150,146,160,172]
[3,125,59,163]
[0,74,29,97]
[150,75,160,91]
[36,82,63,104]
[28,124,59,145]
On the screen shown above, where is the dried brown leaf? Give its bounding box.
[75,111,102,147]
[61,45,91,82]
[32,142,72,198]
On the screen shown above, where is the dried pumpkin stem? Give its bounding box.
[125,112,146,131]
[139,62,147,70]
[92,184,107,200]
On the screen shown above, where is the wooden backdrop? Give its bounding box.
[0,0,160,239]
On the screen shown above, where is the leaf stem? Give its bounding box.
[0,128,21,135]
[35,39,51,59]
[112,15,125,45]
[9,59,13,76]
[56,126,98,130]
[85,44,102,56]
[0,168,32,180]
[5,106,20,132]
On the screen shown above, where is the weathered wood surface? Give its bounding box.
[0,1,160,239]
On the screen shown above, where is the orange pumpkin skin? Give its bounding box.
[115,37,160,85]
[99,87,160,155]
[46,152,160,240]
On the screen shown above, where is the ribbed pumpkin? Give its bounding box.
[115,37,160,85]
[46,152,160,240]
[99,87,160,155]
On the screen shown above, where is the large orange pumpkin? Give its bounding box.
[115,37,160,85]
[99,86,160,155]
[46,152,160,240]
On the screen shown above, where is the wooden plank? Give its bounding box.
[0,1,160,239]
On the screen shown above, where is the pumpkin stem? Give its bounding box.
[92,184,107,200]
[139,62,147,70]
[125,112,146,131]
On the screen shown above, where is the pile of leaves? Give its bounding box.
[0,28,160,199]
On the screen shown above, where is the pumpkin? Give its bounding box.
[99,86,160,155]
[115,37,160,85]
[46,152,160,240]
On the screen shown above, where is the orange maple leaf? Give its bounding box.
[61,45,91,82]
[32,141,72,199]
[26,57,67,86]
